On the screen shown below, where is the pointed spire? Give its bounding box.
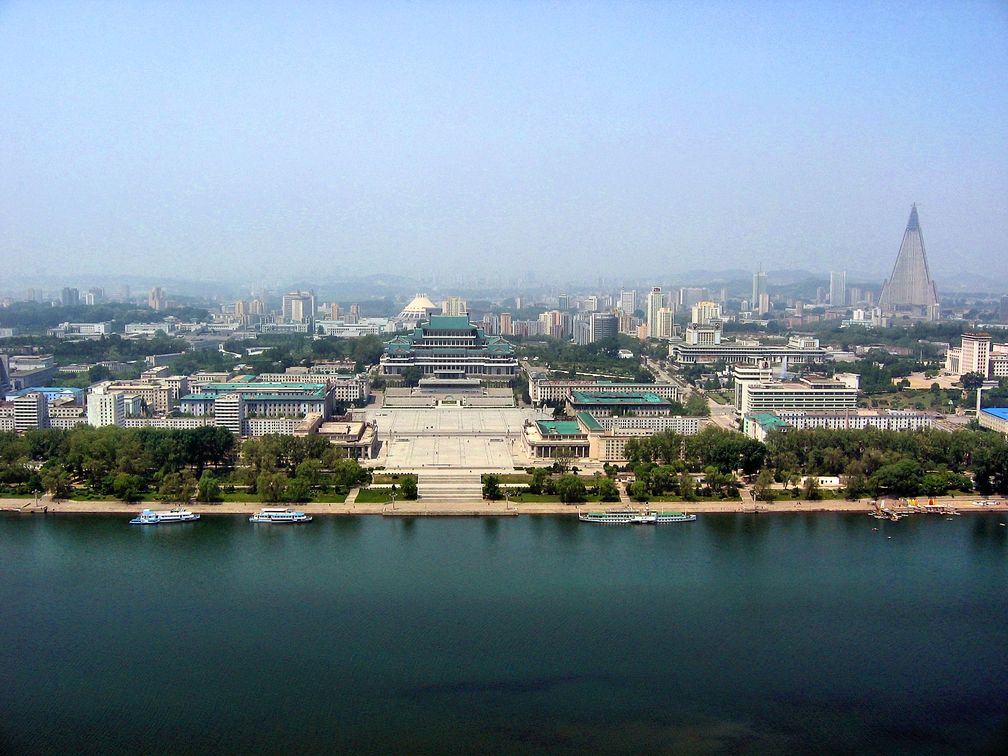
[906,203,919,232]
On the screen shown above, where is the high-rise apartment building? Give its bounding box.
[619,290,637,314]
[557,294,571,310]
[498,312,513,336]
[752,272,768,315]
[282,291,316,324]
[61,287,80,307]
[690,301,722,325]
[442,297,468,317]
[829,271,847,307]
[148,287,167,311]
[646,287,664,339]
[656,307,676,340]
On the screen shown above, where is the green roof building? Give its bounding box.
[380,316,519,383]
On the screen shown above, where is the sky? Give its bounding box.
[1,1,1006,287]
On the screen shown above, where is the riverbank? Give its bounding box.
[3,495,1006,517]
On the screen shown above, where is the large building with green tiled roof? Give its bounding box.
[380,315,519,383]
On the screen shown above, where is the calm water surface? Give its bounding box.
[2,513,1007,754]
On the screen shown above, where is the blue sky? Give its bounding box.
[1,1,1006,285]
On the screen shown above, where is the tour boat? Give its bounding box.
[653,511,697,523]
[578,509,696,525]
[249,507,313,524]
[579,510,656,524]
[129,508,200,525]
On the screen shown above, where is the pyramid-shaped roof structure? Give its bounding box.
[878,205,939,317]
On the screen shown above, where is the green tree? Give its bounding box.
[482,475,502,500]
[685,394,711,417]
[555,474,587,503]
[197,471,222,503]
[111,473,144,503]
[597,477,620,502]
[257,471,287,502]
[528,467,548,495]
[754,468,775,502]
[41,467,73,501]
[629,480,650,502]
[158,471,194,503]
[802,476,822,501]
[400,474,418,500]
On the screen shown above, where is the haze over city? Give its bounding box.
[2,1,1006,284]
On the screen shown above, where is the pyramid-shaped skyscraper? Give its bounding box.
[878,204,940,321]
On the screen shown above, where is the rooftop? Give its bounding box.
[981,407,1008,421]
[535,420,585,436]
[570,391,669,405]
[575,411,604,431]
[425,315,472,330]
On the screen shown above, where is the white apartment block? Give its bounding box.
[738,375,858,415]
[87,390,126,427]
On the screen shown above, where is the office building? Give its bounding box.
[736,374,858,415]
[528,377,681,405]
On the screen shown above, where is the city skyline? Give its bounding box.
[2,3,1006,282]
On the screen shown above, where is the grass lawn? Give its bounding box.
[354,488,401,503]
[501,492,614,504]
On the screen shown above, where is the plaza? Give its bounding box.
[360,406,549,471]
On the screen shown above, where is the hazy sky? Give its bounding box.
[2,1,1006,285]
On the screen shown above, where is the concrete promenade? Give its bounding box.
[4,495,1005,518]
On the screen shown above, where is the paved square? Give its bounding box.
[361,407,549,471]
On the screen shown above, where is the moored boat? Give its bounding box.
[653,511,697,523]
[249,507,313,524]
[579,509,656,524]
[129,508,200,525]
[578,509,696,525]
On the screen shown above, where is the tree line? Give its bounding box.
[0,426,371,503]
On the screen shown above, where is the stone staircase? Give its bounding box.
[417,473,484,504]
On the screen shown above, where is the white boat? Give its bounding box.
[129,508,200,525]
[654,511,697,523]
[249,507,313,524]
[579,510,656,524]
[578,509,696,525]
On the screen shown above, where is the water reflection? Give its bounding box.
[972,515,1008,547]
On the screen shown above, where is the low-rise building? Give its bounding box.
[529,377,681,405]
[979,407,1008,435]
[671,334,826,366]
[46,321,112,338]
[566,390,676,417]
[522,411,705,462]
[744,409,935,441]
